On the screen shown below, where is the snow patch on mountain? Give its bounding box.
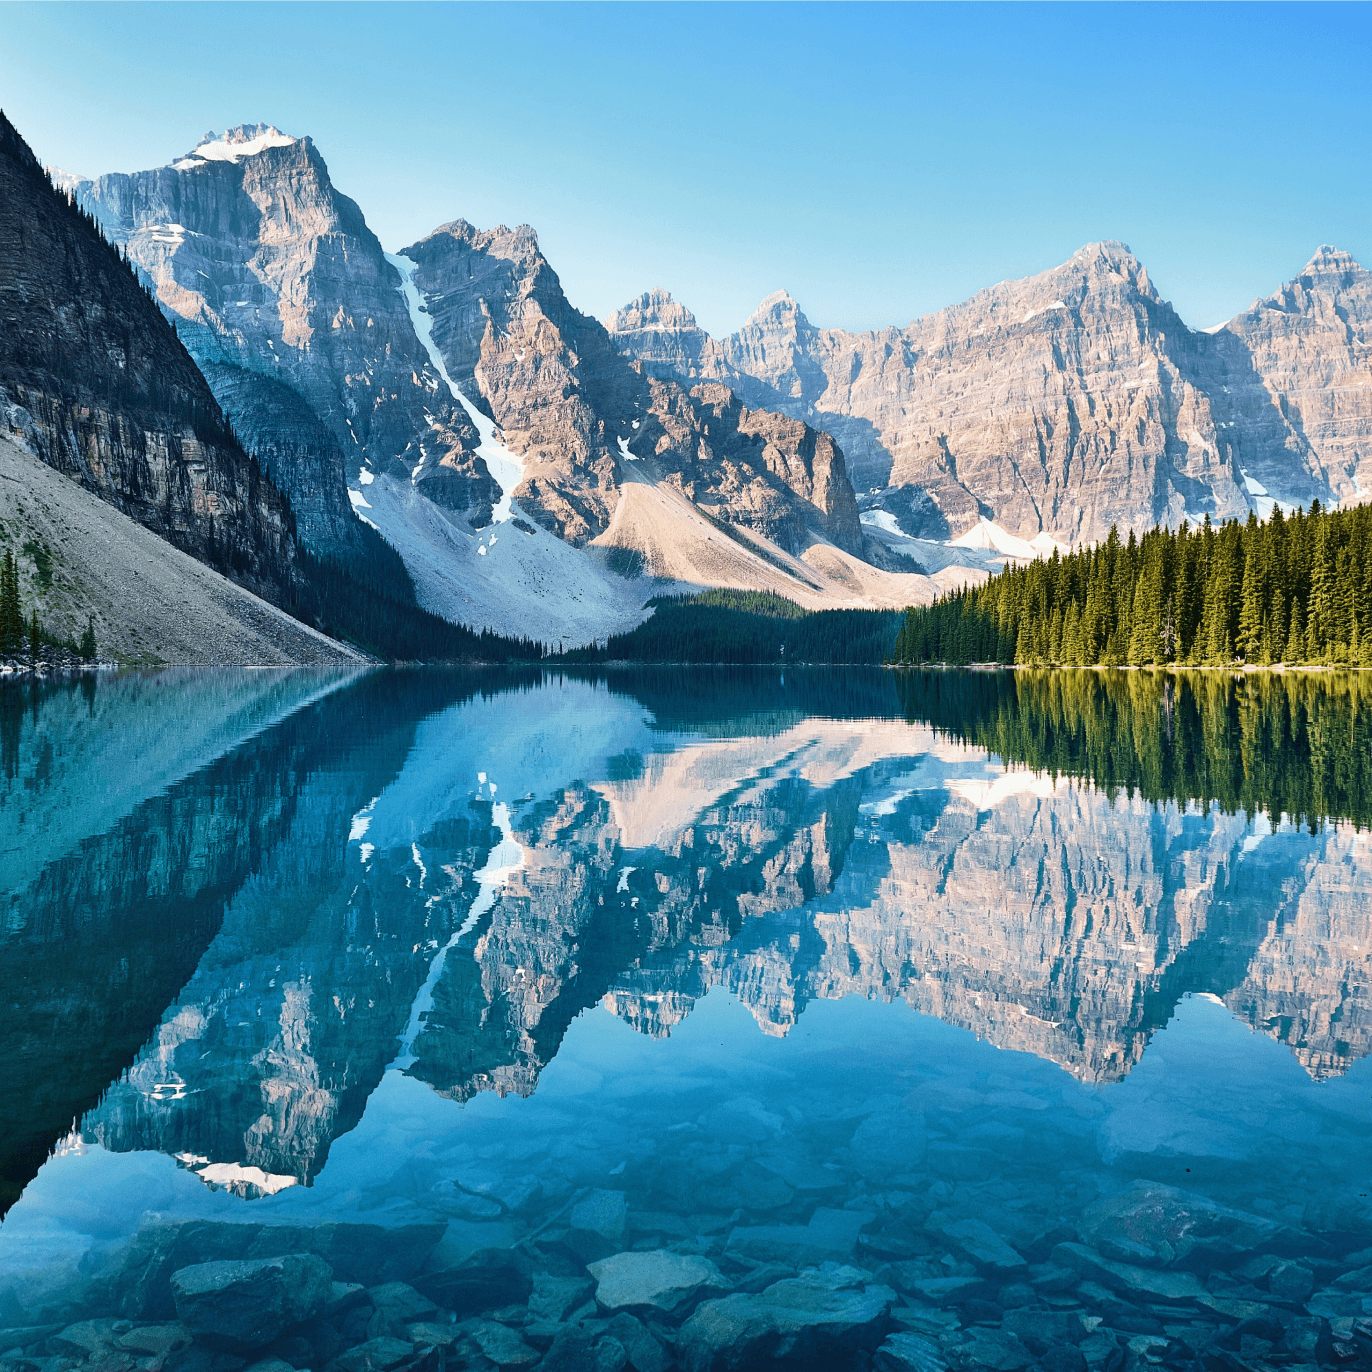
[948,518,1067,561]
[172,124,298,169]
[386,252,524,521]
[355,471,654,645]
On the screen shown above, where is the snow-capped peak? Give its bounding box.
[172,124,298,170]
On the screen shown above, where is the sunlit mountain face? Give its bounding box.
[2,668,1371,1370]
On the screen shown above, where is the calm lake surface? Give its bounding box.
[2,667,1372,1372]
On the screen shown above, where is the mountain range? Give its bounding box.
[608,243,1372,548]
[4,114,1367,657]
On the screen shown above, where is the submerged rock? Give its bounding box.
[676,1265,895,1371]
[1050,1243,1209,1302]
[415,1247,532,1315]
[588,1250,730,1313]
[564,1189,629,1261]
[528,1273,596,1324]
[1075,1183,1277,1268]
[333,1336,415,1372]
[875,1332,949,1372]
[169,1254,333,1350]
[928,1218,1026,1274]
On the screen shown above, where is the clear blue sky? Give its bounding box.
[3,2,1368,337]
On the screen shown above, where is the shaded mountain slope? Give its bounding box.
[0,111,296,599]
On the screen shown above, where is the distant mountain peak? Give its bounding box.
[172,123,299,170]
[747,289,811,329]
[1300,244,1366,278]
[605,288,700,334]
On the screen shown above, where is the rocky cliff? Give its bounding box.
[0,113,296,596]
[399,220,865,555]
[68,126,497,548]
[610,242,1372,545]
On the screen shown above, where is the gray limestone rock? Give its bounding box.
[70,127,493,539]
[875,1332,949,1372]
[401,221,864,556]
[169,1254,333,1350]
[587,1250,729,1313]
[676,1266,895,1371]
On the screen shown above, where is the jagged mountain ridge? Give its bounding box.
[609,242,1372,545]
[66,125,498,551]
[62,129,950,644]
[0,112,296,599]
[401,219,864,555]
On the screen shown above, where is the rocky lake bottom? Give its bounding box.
[2,667,1371,1372]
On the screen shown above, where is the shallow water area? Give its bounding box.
[3,667,1372,1372]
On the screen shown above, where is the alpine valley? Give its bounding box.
[6,115,1371,660]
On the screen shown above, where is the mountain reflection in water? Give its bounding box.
[2,667,1371,1369]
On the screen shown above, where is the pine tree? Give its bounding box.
[1062,600,1082,666]
[1127,538,1166,664]
[79,615,97,662]
[1048,603,1065,664]
[27,609,40,663]
[1288,597,1305,664]
[1308,517,1335,661]
[0,551,21,656]
[1236,515,1266,661]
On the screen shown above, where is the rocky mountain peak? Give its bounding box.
[173,123,300,169]
[748,289,809,327]
[1298,243,1366,283]
[604,288,699,335]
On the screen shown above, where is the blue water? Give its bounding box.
[2,667,1370,1371]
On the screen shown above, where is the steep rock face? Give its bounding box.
[605,288,738,385]
[400,221,864,554]
[610,243,1368,544]
[69,127,495,542]
[1212,246,1372,507]
[0,114,295,594]
[198,362,366,556]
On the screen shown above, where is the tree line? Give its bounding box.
[892,501,1372,667]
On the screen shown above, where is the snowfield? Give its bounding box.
[356,473,656,646]
[171,125,298,169]
[386,252,525,521]
[949,517,1068,561]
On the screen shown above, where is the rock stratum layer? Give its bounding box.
[609,243,1372,545]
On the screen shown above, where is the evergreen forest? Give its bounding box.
[892,503,1372,667]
